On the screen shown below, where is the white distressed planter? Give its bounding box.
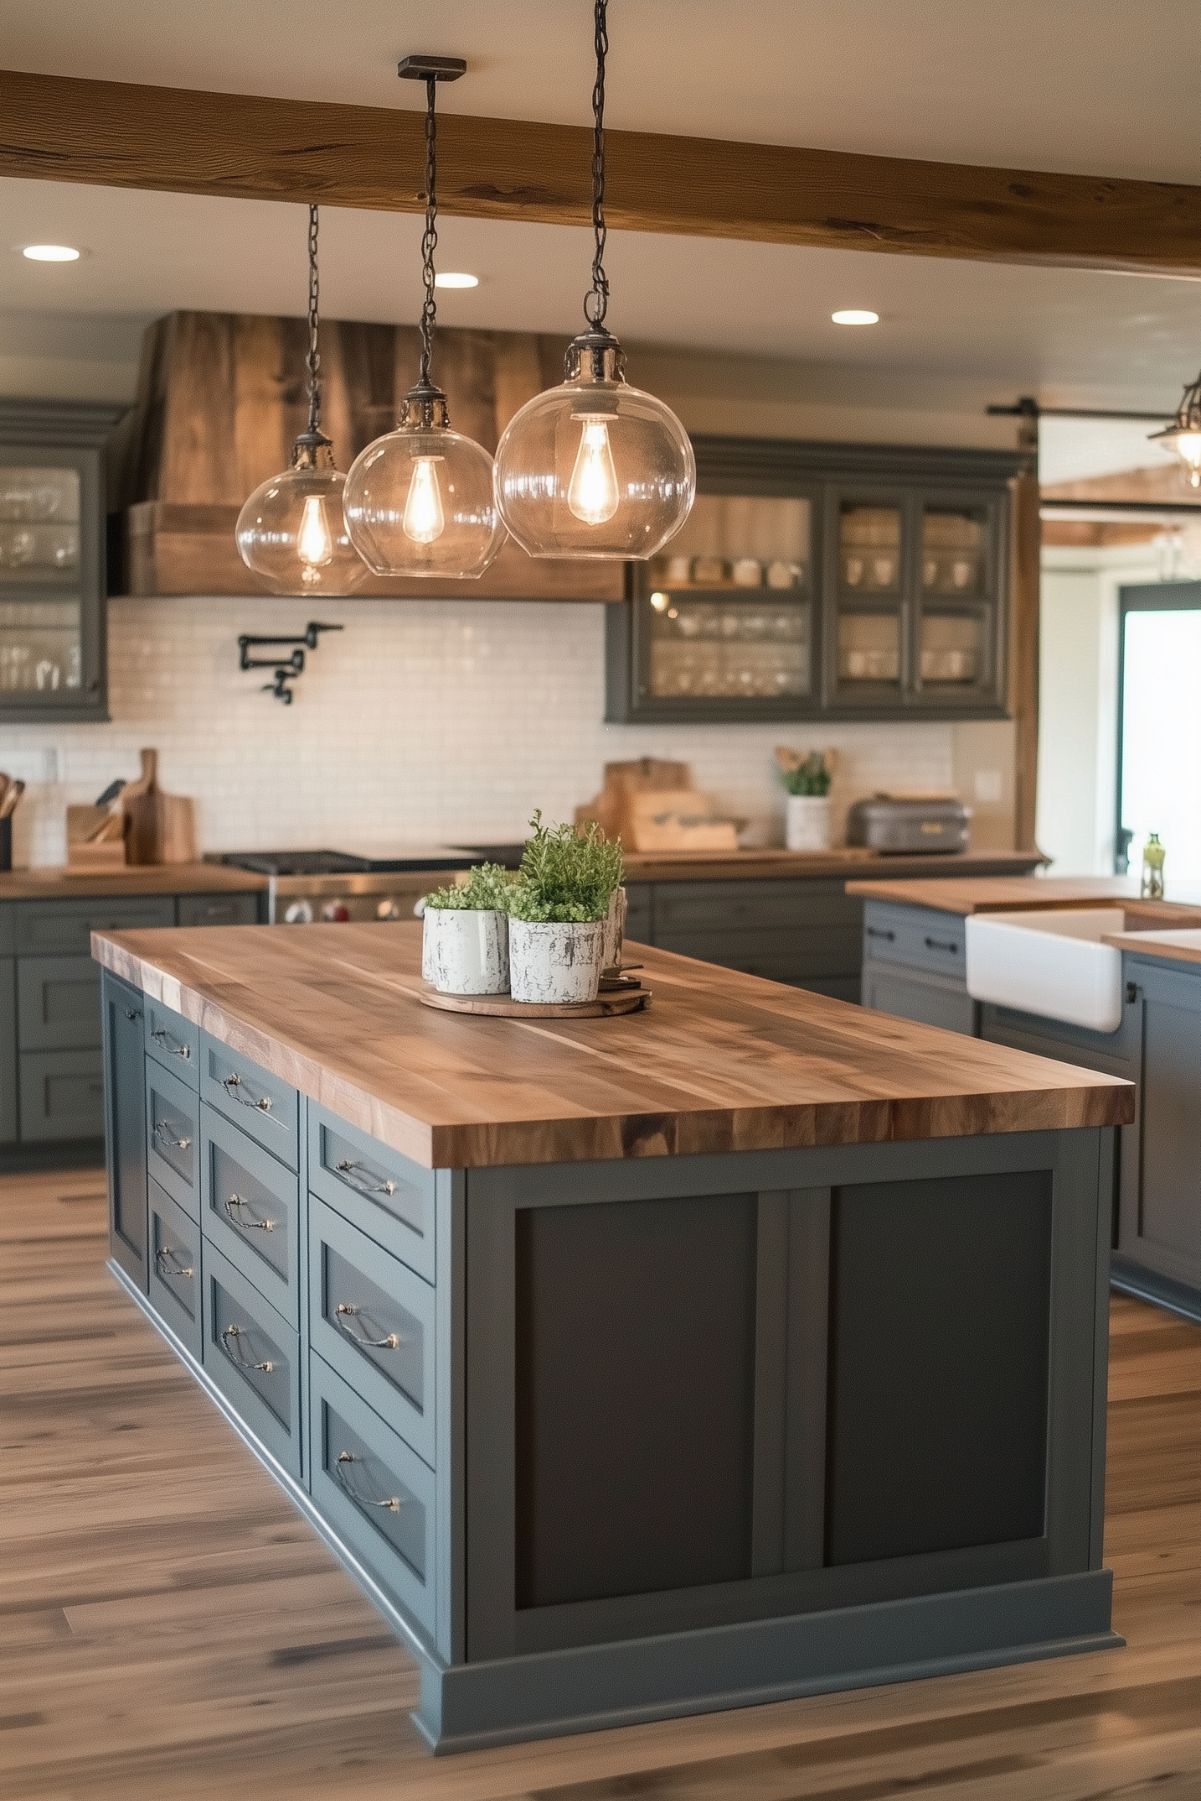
[600,886,628,972]
[423,908,509,995]
[509,918,604,1005]
[785,794,833,852]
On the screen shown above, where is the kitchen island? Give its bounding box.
[92,921,1131,1752]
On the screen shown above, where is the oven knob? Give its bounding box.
[282,900,314,925]
[376,899,402,921]
[322,901,351,922]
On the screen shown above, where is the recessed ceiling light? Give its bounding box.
[831,308,879,326]
[21,243,83,263]
[434,271,479,290]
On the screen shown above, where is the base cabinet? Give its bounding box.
[0,960,14,1145]
[101,971,149,1290]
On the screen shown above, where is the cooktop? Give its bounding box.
[214,849,476,877]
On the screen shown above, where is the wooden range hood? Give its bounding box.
[112,311,624,602]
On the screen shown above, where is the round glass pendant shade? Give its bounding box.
[343,412,503,581]
[236,456,367,595]
[494,336,696,560]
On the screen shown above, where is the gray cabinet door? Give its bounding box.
[101,972,148,1290]
[176,892,261,928]
[17,954,100,1050]
[0,959,15,1143]
[862,961,979,1036]
[1120,962,1201,1294]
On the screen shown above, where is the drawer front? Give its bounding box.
[654,878,860,935]
[17,955,100,1050]
[861,903,968,978]
[201,1104,300,1326]
[980,1001,1140,1072]
[14,895,174,956]
[309,1197,435,1468]
[0,907,13,957]
[656,924,862,984]
[309,1352,437,1639]
[624,882,652,944]
[19,1048,104,1142]
[201,1033,299,1170]
[147,1178,202,1360]
[203,1239,302,1479]
[145,1058,200,1218]
[145,998,199,1082]
[0,960,15,1143]
[176,892,261,928]
[309,1106,435,1285]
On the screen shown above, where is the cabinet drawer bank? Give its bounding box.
[93,923,1130,1753]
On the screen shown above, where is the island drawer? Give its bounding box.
[147,1178,202,1361]
[309,1198,435,1469]
[309,1353,437,1640]
[200,1033,299,1171]
[16,955,101,1050]
[309,1106,435,1286]
[862,903,967,977]
[200,1103,301,1327]
[203,1238,302,1481]
[145,999,198,1081]
[16,895,175,956]
[146,1059,200,1219]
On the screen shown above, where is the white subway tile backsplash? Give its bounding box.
[0,596,954,867]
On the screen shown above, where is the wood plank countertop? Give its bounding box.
[620,848,1046,883]
[846,874,1201,916]
[0,862,268,901]
[1103,927,1201,967]
[92,921,1132,1169]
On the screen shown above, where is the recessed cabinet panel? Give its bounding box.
[17,954,100,1050]
[0,960,15,1144]
[147,1178,202,1359]
[101,973,147,1286]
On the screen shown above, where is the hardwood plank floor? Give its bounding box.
[1,1167,1199,1801]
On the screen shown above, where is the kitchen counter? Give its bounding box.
[0,861,267,900]
[1102,926,1201,965]
[92,920,1126,1751]
[93,921,1130,1169]
[846,874,1158,914]
[568,848,1045,883]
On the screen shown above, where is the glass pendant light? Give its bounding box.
[1150,368,1201,489]
[343,57,503,580]
[493,0,696,560]
[235,206,368,593]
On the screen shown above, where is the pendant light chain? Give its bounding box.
[304,202,322,437]
[583,0,610,328]
[419,75,440,386]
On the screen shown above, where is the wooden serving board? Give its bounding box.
[418,983,651,1019]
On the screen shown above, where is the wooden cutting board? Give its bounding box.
[123,748,198,866]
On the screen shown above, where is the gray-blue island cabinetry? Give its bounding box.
[94,921,1131,1753]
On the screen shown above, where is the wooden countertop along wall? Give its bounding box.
[621,849,1045,882]
[1102,926,1201,966]
[0,862,267,901]
[94,921,1131,1169]
[846,874,1160,914]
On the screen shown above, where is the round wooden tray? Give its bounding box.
[418,982,651,1019]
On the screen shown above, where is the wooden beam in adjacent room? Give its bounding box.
[5,68,1201,275]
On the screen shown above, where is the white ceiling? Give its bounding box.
[6,0,1201,181]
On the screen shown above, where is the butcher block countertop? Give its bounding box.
[1102,927,1201,967]
[613,848,1046,883]
[847,874,1156,914]
[93,921,1132,1170]
[0,861,267,901]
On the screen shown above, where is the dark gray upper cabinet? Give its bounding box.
[0,399,126,723]
[606,437,1025,724]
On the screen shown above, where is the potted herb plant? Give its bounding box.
[507,813,623,1004]
[421,863,511,995]
[776,747,835,852]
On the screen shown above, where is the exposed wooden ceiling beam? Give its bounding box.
[4,68,1201,276]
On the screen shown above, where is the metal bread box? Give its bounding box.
[846,794,971,855]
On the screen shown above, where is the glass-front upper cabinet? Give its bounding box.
[609,484,819,722]
[0,402,123,721]
[914,495,1003,708]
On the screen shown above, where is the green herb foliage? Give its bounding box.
[781,753,833,797]
[422,863,512,912]
[508,810,623,924]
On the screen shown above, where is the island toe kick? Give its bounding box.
[93,929,1129,1752]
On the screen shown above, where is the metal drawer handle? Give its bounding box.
[923,935,960,954]
[154,1120,192,1152]
[335,1303,403,1350]
[223,1073,272,1113]
[334,1450,403,1511]
[155,1245,194,1279]
[335,1159,396,1196]
[152,1027,191,1060]
[865,926,896,942]
[224,1193,275,1232]
[220,1323,274,1373]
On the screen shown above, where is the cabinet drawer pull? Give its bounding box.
[223,1193,276,1232]
[866,926,896,942]
[155,1246,194,1279]
[220,1323,274,1372]
[335,1158,396,1196]
[152,1027,191,1060]
[334,1450,404,1511]
[335,1302,403,1350]
[923,935,961,954]
[222,1072,272,1112]
[153,1120,192,1152]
